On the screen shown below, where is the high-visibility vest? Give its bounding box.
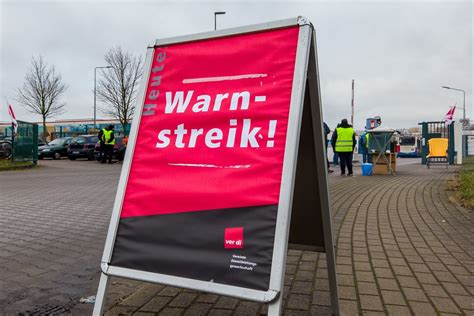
[103,129,115,145]
[335,127,354,152]
[101,128,107,142]
[365,133,370,148]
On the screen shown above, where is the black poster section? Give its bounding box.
[288,83,325,251]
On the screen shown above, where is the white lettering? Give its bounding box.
[165,91,194,113]
[205,128,223,148]
[156,130,170,148]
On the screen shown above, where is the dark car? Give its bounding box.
[38,138,48,147]
[38,137,72,160]
[68,135,99,160]
[0,137,12,158]
[93,136,125,161]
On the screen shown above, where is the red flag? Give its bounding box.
[444,105,456,125]
[8,103,18,133]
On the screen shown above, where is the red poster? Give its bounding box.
[111,26,300,291]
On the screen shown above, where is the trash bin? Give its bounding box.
[362,163,373,176]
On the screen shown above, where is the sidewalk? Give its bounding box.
[104,162,473,315]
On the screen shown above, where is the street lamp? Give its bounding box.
[94,66,112,129]
[214,11,226,30]
[442,85,466,121]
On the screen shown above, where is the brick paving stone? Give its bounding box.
[214,296,240,310]
[442,282,469,296]
[385,304,411,315]
[168,292,197,308]
[381,290,407,306]
[421,284,449,298]
[104,305,138,315]
[195,293,219,303]
[339,299,359,315]
[158,307,184,315]
[182,303,212,316]
[397,276,420,288]
[432,297,461,314]
[159,286,181,297]
[139,296,172,312]
[356,271,376,282]
[119,284,162,307]
[291,281,312,295]
[312,291,330,306]
[403,287,429,302]
[337,274,355,287]
[309,305,332,315]
[451,295,473,311]
[286,294,311,310]
[359,294,384,311]
[409,301,437,315]
[357,282,379,295]
[337,286,356,300]
[234,301,260,315]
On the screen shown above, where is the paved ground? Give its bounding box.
[0,158,472,315]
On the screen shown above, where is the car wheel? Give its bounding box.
[68,156,76,160]
[53,152,61,160]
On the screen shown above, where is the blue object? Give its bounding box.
[361,163,373,176]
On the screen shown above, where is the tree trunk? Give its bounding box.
[42,117,47,142]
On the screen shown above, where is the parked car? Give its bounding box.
[38,137,72,160]
[38,138,48,147]
[68,135,99,160]
[93,136,126,161]
[0,137,12,158]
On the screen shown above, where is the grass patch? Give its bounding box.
[449,156,474,210]
[0,159,36,171]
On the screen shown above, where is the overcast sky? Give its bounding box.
[0,0,472,130]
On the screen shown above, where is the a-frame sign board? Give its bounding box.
[94,17,339,315]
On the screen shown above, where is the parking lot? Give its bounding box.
[0,158,472,315]
[0,159,127,314]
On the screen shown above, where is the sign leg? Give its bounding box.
[93,272,110,316]
[267,295,283,315]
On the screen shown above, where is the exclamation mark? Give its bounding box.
[267,120,277,148]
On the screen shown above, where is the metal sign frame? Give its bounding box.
[94,16,339,315]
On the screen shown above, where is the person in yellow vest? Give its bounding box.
[331,119,356,176]
[101,125,115,164]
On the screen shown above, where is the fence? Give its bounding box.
[12,121,38,163]
[419,121,455,165]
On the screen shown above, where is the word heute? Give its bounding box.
[155,90,278,149]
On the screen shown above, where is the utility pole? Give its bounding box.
[351,79,355,126]
[214,12,226,30]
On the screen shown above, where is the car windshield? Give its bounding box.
[89,136,99,143]
[72,137,86,144]
[48,139,65,146]
[400,137,416,146]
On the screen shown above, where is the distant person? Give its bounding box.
[359,131,369,163]
[323,122,334,173]
[331,119,356,176]
[101,125,115,164]
[98,127,106,162]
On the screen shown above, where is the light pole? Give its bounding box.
[442,85,466,121]
[214,11,226,30]
[94,66,112,129]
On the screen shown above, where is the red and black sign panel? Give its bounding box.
[110,26,300,291]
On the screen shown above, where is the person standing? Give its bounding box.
[359,131,369,163]
[323,122,334,173]
[101,125,115,164]
[331,119,356,176]
[98,127,106,162]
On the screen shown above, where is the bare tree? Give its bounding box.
[96,47,142,133]
[16,56,67,140]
